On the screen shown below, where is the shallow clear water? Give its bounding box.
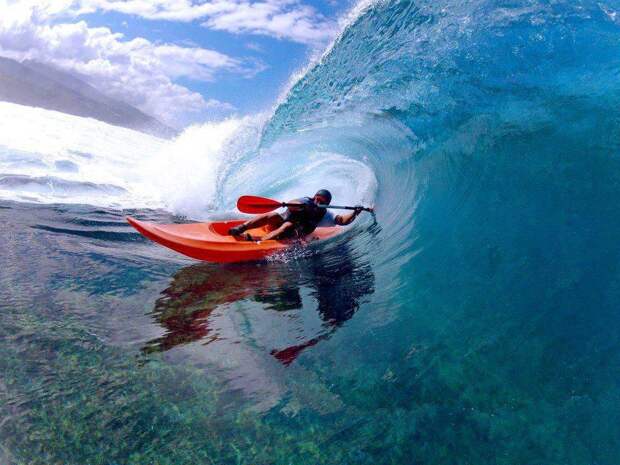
[2,0,620,463]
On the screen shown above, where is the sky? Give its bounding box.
[0,0,352,129]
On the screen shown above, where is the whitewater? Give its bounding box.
[2,0,620,464]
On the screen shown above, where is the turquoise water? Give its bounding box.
[2,0,620,463]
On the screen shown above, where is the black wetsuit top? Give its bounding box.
[280,197,327,236]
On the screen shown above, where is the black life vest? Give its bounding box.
[284,197,327,236]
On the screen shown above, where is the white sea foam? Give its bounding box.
[141,115,265,218]
[0,102,166,207]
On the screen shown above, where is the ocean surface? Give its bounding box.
[2,0,620,463]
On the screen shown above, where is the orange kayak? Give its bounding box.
[126,216,341,263]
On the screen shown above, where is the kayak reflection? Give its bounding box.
[142,244,374,365]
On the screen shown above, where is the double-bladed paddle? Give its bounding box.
[237,195,374,214]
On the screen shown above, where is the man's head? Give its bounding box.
[313,189,332,206]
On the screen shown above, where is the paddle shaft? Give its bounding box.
[280,202,373,213]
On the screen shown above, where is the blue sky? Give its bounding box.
[0,0,353,128]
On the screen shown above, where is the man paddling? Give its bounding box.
[229,189,369,241]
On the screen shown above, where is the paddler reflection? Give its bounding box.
[142,243,374,365]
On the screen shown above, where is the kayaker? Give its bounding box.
[229,189,367,241]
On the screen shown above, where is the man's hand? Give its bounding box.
[356,205,374,214]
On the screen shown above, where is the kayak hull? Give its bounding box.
[126,216,340,263]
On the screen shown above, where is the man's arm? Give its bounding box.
[335,207,367,226]
[334,206,374,226]
[260,221,295,241]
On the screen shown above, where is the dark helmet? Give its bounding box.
[314,189,332,205]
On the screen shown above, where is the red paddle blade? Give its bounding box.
[237,195,283,214]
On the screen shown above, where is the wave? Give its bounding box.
[0,0,619,252]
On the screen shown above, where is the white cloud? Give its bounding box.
[74,0,336,45]
[73,0,222,21]
[0,0,255,127]
[202,1,335,44]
